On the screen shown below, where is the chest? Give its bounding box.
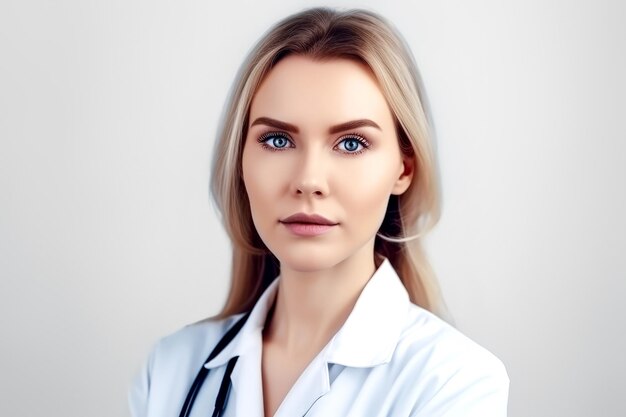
[261,341,319,417]
[149,349,423,417]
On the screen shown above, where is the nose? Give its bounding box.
[290,148,329,198]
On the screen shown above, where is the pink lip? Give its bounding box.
[280,222,336,237]
[279,212,338,237]
[280,212,337,225]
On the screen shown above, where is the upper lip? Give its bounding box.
[280,212,338,225]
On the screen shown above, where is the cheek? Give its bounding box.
[334,158,397,225]
[242,147,280,224]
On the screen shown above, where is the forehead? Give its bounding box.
[249,55,394,129]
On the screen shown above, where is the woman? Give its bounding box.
[129,7,509,417]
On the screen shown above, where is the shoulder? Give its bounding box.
[390,304,509,415]
[150,313,243,369]
[128,314,243,417]
[397,304,508,374]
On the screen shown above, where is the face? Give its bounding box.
[241,55,413,272]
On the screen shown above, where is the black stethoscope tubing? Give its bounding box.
[178,311,251,417]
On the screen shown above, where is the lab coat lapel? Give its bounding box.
[326,258,410,367]
[203,277,281,417]
[228,328,265,417]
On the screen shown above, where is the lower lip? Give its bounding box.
[280,222,337,237]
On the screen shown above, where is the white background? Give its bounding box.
[1,1,624,416]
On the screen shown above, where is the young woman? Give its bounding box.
[129,7,509,417]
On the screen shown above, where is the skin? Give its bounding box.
[241,55,414,416]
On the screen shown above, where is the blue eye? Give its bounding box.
[336,135,369,155]
[258,133,293,150]
[338,138,362,152]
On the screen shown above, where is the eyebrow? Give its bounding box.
[249,117,382,134]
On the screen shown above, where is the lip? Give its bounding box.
[279,212,338,237]
[279,212,338,225]
[280,222,336,237]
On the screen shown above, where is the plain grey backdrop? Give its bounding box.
[1,0,625,416]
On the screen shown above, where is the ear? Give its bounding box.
[391,155,414,195]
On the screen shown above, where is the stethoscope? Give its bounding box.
[178,311,251,417]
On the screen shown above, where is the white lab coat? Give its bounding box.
[129,258,509,416]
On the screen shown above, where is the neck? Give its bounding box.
[263,246,380,355]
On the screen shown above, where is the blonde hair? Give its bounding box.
[210,7,448,319]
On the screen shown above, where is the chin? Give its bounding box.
[273,246,346,273]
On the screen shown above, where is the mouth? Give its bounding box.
[279,221,337,237]
[278,212,338,237]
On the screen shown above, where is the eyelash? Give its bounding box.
[256,131,371,156]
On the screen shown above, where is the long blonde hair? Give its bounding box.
[210,7,447,319]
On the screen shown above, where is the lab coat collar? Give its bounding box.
[203,257,410,370]
[202,273,280,370]
[326,258,410,367]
